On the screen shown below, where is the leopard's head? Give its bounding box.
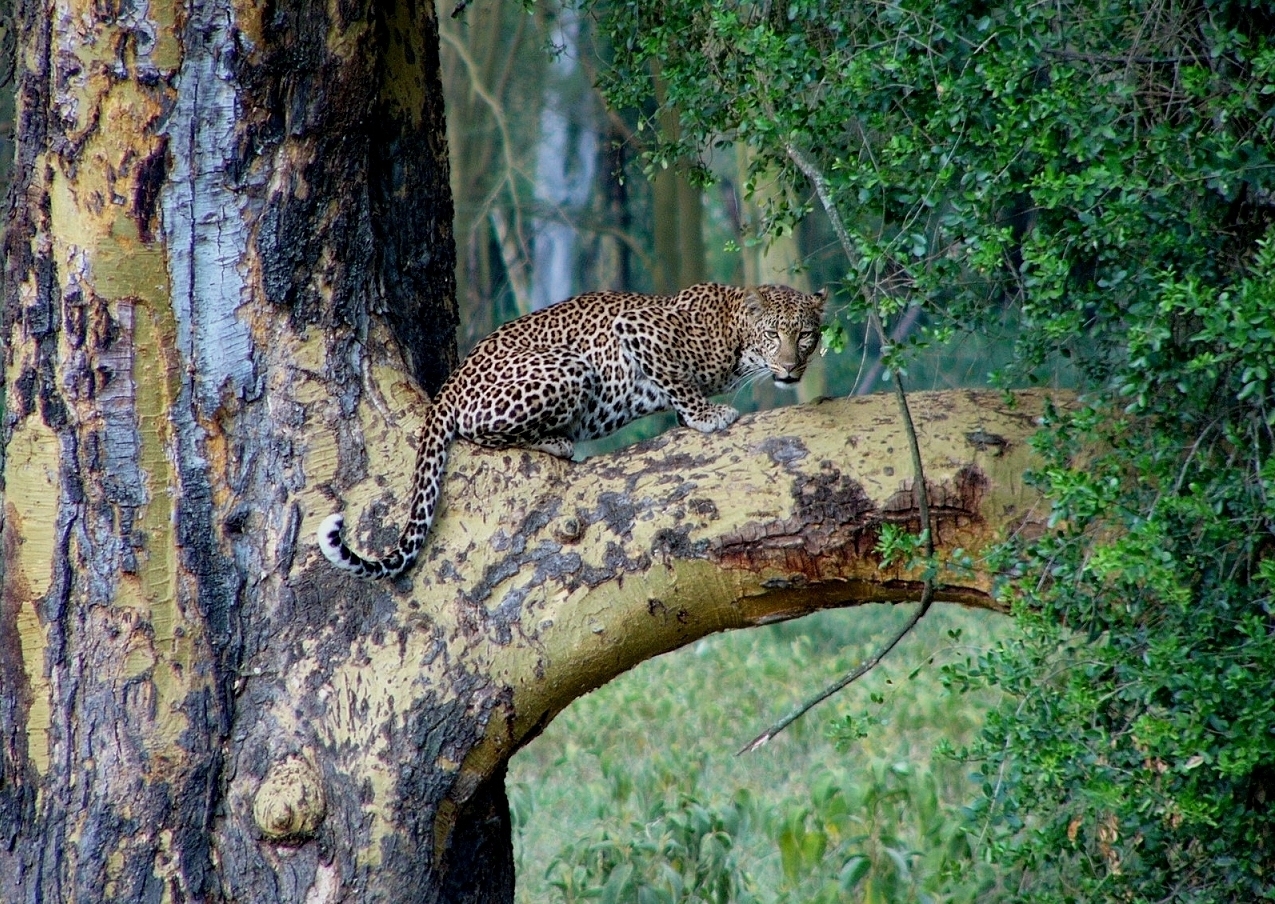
[742,285,827,387]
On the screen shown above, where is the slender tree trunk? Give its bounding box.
[734,146,827,403]
[594,119,633,290]
[650,68,704,293]
[0,3,1059,902]
[440,4,542,345]
[531,4,596,311]
[651,157,705,292]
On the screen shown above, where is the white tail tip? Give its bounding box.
[317,513,347,567]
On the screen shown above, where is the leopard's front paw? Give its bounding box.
[526,437,576,459]
[684,403,740,433]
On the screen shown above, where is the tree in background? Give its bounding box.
[597,0,1275,899]
[439,1,547,337]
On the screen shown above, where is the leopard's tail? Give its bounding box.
[318,402,458,580]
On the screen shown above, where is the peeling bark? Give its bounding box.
[0,1,1058,902]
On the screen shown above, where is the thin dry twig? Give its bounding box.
[740,145,939,752]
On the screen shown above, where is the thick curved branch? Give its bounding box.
[295,379,1058,852]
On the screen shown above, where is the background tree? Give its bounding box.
[440,0,546,333]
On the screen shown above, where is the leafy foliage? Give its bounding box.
[587,0,1275,900]
[967,250,1275,902]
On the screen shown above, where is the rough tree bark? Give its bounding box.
[0,2,1058,902]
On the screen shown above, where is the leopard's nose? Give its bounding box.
[772,364,801,385]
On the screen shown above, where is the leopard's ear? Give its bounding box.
[741,287,766,318]
[811,287,829,316]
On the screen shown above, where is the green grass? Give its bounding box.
[510,603,1017,903]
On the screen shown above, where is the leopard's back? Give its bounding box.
[451,283,823,438]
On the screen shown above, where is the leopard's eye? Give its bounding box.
[764,330,780,341]
[799,330,816,342]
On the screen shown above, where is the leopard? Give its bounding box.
[318,282,827,580]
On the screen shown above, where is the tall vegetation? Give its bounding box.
[584,0,1275,900]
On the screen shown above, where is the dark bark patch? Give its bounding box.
[580,561,617,588]
[965,429,1010,455]
[652,526,709,560]
[275,502,302,573]
[590,439,715,492]
[794,462,870,523]
[714,463,994,578]
[756,435,808,467]
[369,0,459,396]
[63,291,86,349]
[604,540,651,575]
[131,137,168,244]
[535,549,583,581]
[0,520,37,851]
[37,351,69,430]
[590,491,636,538]
[466,558,522,606]
[576,540,652,589]
[24,271,57,338]
[882,465,989,541]
[517,503,556,537]
[467,536,580,611]
[643,449,712,474]
[688,498,719,520]
[712,464,879,575]
[12,365,36,418]
[378,693,477,897]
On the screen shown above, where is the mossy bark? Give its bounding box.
[0,2,1058,902]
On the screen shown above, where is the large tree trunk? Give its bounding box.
[0,2,1056,902]
[0,0,458,900]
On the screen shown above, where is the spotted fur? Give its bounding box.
[318,282,826,579]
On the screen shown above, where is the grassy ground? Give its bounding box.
[509,603,1016,903]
